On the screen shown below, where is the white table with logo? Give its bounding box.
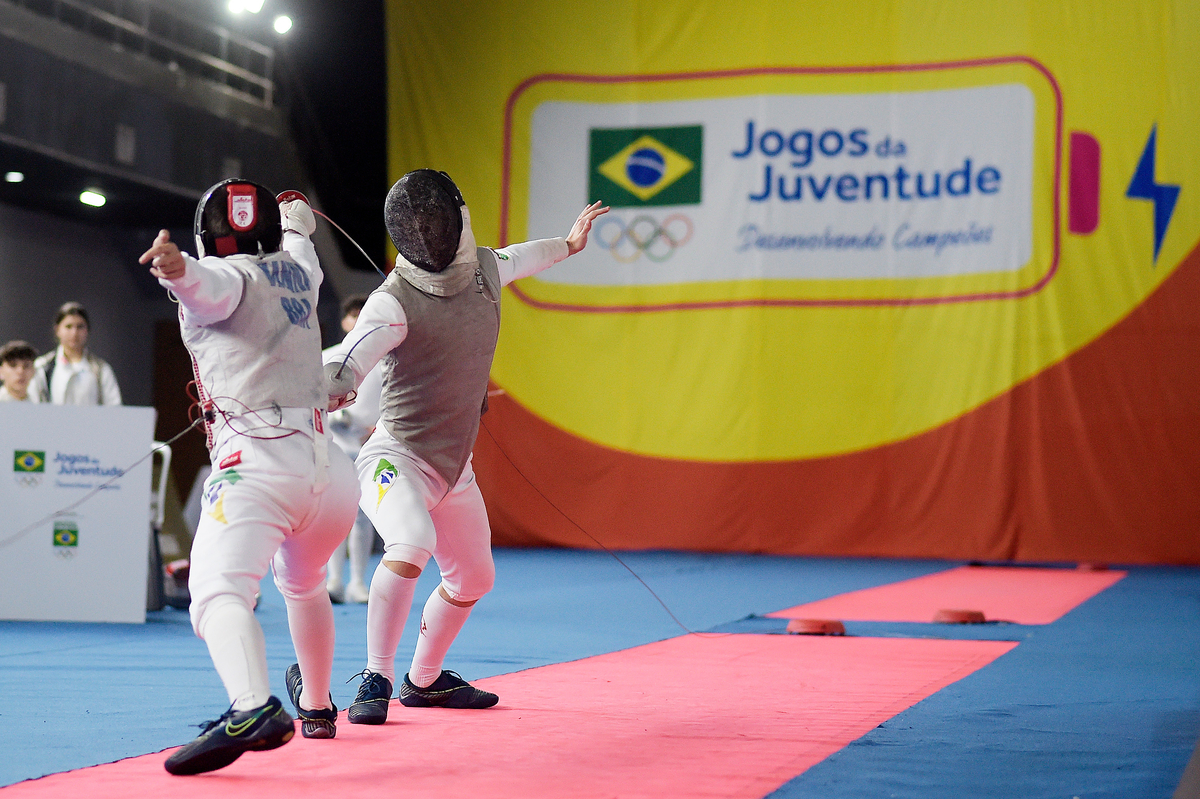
[0,403,156,623]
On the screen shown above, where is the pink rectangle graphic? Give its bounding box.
[767,565,1125,625]
[1069,131,1101,234]
[2,635,1015,799]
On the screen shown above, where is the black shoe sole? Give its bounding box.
[300,719,337,739]
[286,663,338,739]
[398,690,499,709]
[164,721,293,775]
[398,673,498,709]
[347,700,389,725]
[165,748,245,776]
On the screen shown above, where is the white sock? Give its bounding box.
[285,592,335,711]
[409,588,472,688]
[326,538,346,590]
[200,600,271,711]
[347,514,373,590]
[365,563,418,683]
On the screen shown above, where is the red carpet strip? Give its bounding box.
[1,634,1014,799]
[767,565,1125,624]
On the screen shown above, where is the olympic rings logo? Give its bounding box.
[13,474,43,488]
[596,214,694,263]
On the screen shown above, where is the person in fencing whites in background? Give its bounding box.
[140,181,360,774]
[32,301,122,405]
[323,294,384,604]
[325,169,607,723]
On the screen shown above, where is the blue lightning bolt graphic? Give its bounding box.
[1126,125,1180,262]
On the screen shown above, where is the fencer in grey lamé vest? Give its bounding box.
[376,247,502,486]
[180,253,324,412]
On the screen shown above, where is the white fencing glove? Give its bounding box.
[324,361,357,412]
[277,190,316,236]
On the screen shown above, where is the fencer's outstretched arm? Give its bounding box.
[325,200,608,394]
[140,230,245,326]
[324,291,408,389]
[494,200,609,285]
[140,196,323,327]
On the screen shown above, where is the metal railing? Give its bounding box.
[4,0,275,107]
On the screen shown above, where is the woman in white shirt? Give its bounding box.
[32,302,122,405]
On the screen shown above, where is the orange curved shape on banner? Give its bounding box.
[475,239,1200,566]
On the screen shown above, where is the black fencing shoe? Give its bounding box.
[399,671,498,709]
[347,669,393,725]
[164,696,294,775]
[285,663,337,739]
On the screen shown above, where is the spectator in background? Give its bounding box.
[32,302,122,405]
[0,341,41,402]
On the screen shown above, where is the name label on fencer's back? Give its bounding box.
[258,259,313,328]
[258,259,312,293]
[527,83,1035,285]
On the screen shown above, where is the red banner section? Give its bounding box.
[476,240,1200,565]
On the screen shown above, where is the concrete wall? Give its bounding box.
[0,203,177,407]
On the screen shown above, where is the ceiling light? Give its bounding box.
[79,190,106,208]
[4,171,23,183]
[273,15,292,34]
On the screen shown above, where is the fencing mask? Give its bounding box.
[384,170,477,296]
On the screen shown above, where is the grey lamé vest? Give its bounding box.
[182,253,324,413]
[377,247,501,485]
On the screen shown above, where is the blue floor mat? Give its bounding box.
[2,552,1197,797]
[767,566,1200,799]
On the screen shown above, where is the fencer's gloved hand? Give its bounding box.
[324,361,357,412]
[277,190,316,236]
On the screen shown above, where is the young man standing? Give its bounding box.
[140,182,360,773]
[0,341,40,402]
[325,169,606,722]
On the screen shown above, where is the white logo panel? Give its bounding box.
[529,84,1034,286]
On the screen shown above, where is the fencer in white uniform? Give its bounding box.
[141,181,360,774]
[324,169,607,722]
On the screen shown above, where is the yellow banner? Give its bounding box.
[387,0,1198,462]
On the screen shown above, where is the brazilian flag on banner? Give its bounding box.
[14,451,45,472]
[53,521,79,548]
[589,125,703,207]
